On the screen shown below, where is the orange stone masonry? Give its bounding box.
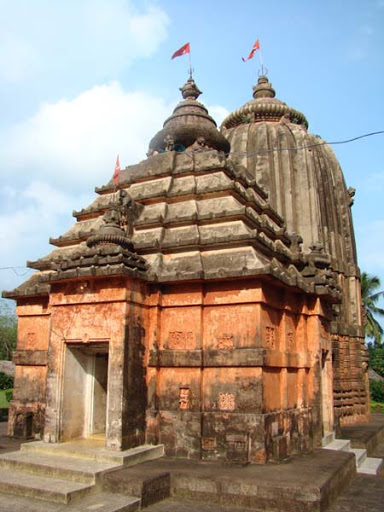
[3,75,369,463]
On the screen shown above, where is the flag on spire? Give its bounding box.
[171,42,190,59]
[113,155,120,186]
[242,39,260,62]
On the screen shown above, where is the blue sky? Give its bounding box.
[0,0,383,317]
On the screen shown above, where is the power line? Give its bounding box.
[0,266,33,276]
[223,130,384,158]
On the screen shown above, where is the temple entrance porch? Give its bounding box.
[61,342,109,442]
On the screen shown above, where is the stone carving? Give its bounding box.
[201,437,216,451]
[186,136,213,152]
[219,393,235,411]
[27,332,36,345]
[265,326,276,349]
[347,187,355,206]
[164,134,175,152]
[286,331,294,348]
[279,112,291,124]
[217,336,234,349]
[168,331,194,349]
[179,388,190,410]
[117,189,143,237]
[227,434,247,452]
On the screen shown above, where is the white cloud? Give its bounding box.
[208,105,230,127]
[0,78,231,294]
[0,82,171,189]
[0,0,169,85]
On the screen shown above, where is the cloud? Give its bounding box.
[0,180,93,292]
[0,74,231,294]
[0,82,172,189]
[0,0,169,85]
[208,105,230,127]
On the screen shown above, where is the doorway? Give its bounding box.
[61,343,109,441]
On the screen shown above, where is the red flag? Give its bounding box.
[171,42,190,59]
[242,39,260,62]
[113,155,120,186]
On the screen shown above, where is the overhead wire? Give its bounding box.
[222,130,384,158]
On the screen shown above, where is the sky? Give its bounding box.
[0,0,383,318]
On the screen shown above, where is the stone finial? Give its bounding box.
[180,77,202,100]
[252,76,276,99]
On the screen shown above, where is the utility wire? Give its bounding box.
[0,266,33,276]
[223,130,384,158]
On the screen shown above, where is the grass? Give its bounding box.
[371,400,384,413]
[0,389,12,409]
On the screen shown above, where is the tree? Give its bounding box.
[361,272,384,346]
[0,302,17,361]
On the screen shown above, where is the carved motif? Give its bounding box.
[265,326,276,349]
[201,437,216,451]
[217,336,234,349]
[179,388,190,410]
[286,331,294,348]
[168,331,194,349]
[27,332,36,345]
[164,134,175,152]
[219,393,235,411]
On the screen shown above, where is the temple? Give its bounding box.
[3,74,369,464]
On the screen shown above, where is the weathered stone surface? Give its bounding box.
[2,74,367,465]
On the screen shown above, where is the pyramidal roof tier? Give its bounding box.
[3,78,341,301]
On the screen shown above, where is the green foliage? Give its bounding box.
[361,272,384,345]
[0,302,17,360]
[371,400,384,413]
[5,389,12,402]
[368,343,384,377]
[0,372,14,390]
[0,388,12,408]
[370,380,384,402]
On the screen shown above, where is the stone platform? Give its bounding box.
[0,415,384,511]
[103,449,356,512]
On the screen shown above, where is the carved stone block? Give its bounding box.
[168,331,194,350]
[217,336,234,349]
[179,388,190,410]
[219,393,235,411]
[265,326,275,349]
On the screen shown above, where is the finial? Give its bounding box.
[252,75,276,99]
[180,77,202,100]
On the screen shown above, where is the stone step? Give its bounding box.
[21,440,164,467]
[322,431,335,447]
[357,456,383,475]
[102,466,171,507]
[0,450,120,484]
[350,447,367,468]
[0,466,94,504]
[323,438,351,452]
[0,491,140,511]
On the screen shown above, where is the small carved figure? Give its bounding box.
[103,205,121,227]
[187,136,212,152]
[279,112,291,124]
[164,134,175,152]
[179,388,190,409]
[347,187,356,206]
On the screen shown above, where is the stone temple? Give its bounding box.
[3,75,369,464]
